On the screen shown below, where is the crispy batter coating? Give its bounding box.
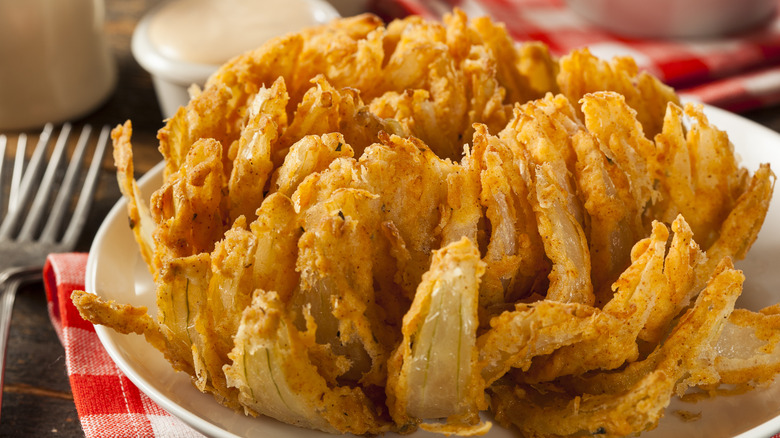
[557,47,679,140]
[112,122,156,273]
[74,10,777,438]
[490,260,744,438]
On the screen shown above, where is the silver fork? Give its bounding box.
[0,123,109,413]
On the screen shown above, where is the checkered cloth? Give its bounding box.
[373,0,780,112]
[43,253,203,438]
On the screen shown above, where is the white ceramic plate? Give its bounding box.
[85,104,780,438]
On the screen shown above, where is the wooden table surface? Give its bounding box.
[2,0,780,436]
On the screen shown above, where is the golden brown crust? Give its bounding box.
[80,9,778,437]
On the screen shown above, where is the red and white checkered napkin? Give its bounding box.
[43,253,203,438]
[373,0,780,112]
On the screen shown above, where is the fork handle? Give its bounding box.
[0,267,43,417]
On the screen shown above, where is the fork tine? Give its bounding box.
[9,133,27,212]
[59,125,110,250]
[16,124,53,201]
[0,124,54,239]
[17,123,72,242]
[39,125,93,244]
[0,135,6,215]
[0,266,44,414]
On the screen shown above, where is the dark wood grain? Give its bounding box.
[2,1,780,436]
[745,105,780,133]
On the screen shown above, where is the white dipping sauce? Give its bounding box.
[148,0,330,65]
